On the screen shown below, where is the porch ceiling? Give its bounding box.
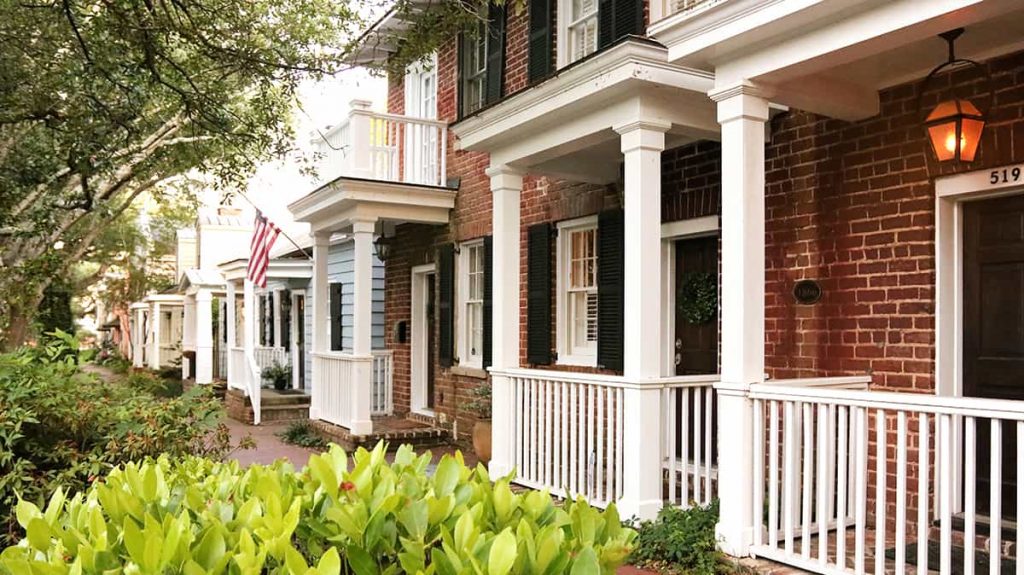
[451,39,719,183]
[288,176,456,234]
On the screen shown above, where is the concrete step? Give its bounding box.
[311,417,450,452]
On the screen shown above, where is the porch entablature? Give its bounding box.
[452,39,718,183]
[650,0,1024,121]
[218,258,312,284]
[288,177,455,235]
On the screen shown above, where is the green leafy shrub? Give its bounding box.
[277,421,328,449]
[0,334,236,544]
[1,443,636,574]
[629,500,729,575]
[122,370,183,398]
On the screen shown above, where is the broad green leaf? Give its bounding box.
[316,547,341,575]
[432,457,460,498]
[569,546,600,575]
[487,529,516,575]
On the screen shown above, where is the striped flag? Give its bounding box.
[247,210,280,288]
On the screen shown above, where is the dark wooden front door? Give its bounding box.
[964,194,1024,517]
[427,273,437,409]
[296,295,306,389]
[674,235,719,461]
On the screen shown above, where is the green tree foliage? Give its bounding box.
[0,332,236,544]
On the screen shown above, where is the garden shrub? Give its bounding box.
[0,443,636,574]
[629,500,729,575]
[277,420,328,449]
[0,333,235,544]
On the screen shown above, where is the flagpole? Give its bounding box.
[234,190,313,260]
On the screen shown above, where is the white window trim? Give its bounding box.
[556,0,599,69]
[457,239,486,369]
[556,215,599,367]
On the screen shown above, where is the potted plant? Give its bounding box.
[467,380,492,463]
[262,362,291,391]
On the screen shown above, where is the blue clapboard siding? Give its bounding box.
[327,239,386,351]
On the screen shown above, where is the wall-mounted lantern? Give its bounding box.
[919,28,992,163]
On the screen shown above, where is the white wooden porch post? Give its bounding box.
[486,165,523,480]
[710,81,769,557]
[350,219,376,435]
[133,307,146,368]
[348,100,374,179]
[182,296,196,379]
[310,231,331,419]
[195,288,214,384]
[615,121,669,521]
[226,281,237,385]
[148,302,161,370]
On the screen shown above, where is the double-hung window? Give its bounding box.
[458,240,486,367]
[567,0,599,62]
[557,217,599,364]
[461,18,489,117]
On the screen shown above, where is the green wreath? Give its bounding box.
[678,272,717,325]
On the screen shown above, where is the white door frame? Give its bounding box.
[659,215,720,377]
[411,264,436,415]
[934,162,1024,514]
[290,289,306,390]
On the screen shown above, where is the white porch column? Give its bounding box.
[226,281,237,385]
[310,231,331,419]
[347,100,374,179]
[486,165,523,480]
[349,219,376,435]
[182,296,196,379]
[148,303,161,370]
[614,121,669,521]
[195,288,214,384]
[133,308,145,368]
[710,81,769,557]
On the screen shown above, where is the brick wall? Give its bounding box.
[764,49,1024,392]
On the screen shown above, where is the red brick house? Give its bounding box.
[285,0,1024,572]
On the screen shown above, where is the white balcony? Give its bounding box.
[314,99,447,188]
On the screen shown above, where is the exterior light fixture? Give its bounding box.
[373,233,393,262]
[918,28,992,163]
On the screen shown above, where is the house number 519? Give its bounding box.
[990,167,1022,184]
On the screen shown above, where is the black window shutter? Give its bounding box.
[482,235,494,369]
[528,0,553,83]
[438,244,455,368]
[329,283,343,351]
[597,210,624,371]
[282,290,291,350]
[599,0,642,49]
[268,295,275,347]
[457,32,466,120]
[527,223,553,365]
[221,301,228,343]
[258,296,266,345]
[485,3,507,106]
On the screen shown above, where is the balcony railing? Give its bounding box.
[313,99,447,188]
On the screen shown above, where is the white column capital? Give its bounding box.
[311,230,331,245]
[486,165,524,192]
[614,120,670,154]
[710,81,770,124]
[351,219,377,234]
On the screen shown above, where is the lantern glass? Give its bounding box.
[925,98,985,162]
[373,236,392,261]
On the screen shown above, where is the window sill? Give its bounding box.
[451,365,488,379]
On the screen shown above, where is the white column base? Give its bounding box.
[617,385,664,522]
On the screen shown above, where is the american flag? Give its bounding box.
[247,210,280,288]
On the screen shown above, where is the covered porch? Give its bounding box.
[129,294,184,370]
[454,9,1024,572]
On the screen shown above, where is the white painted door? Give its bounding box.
[404,55,438,185]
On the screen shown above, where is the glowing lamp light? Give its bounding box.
[917,28,993,164]
[925,98,985,162]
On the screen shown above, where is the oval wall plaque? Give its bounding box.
[793,279,822,305]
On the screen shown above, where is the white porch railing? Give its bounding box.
[313,100,448,187]
[228,347,248,390]
[371,350,394,415]
[653,0,725,22]
[253,346,288,371]
[661,377,721,509]
[311,352,367,428]
[748,380,1024,575]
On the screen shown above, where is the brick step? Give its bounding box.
[929,517,1018,560]
[311,417,450,452]
[260,404,311,423]
[261,392,311,407]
